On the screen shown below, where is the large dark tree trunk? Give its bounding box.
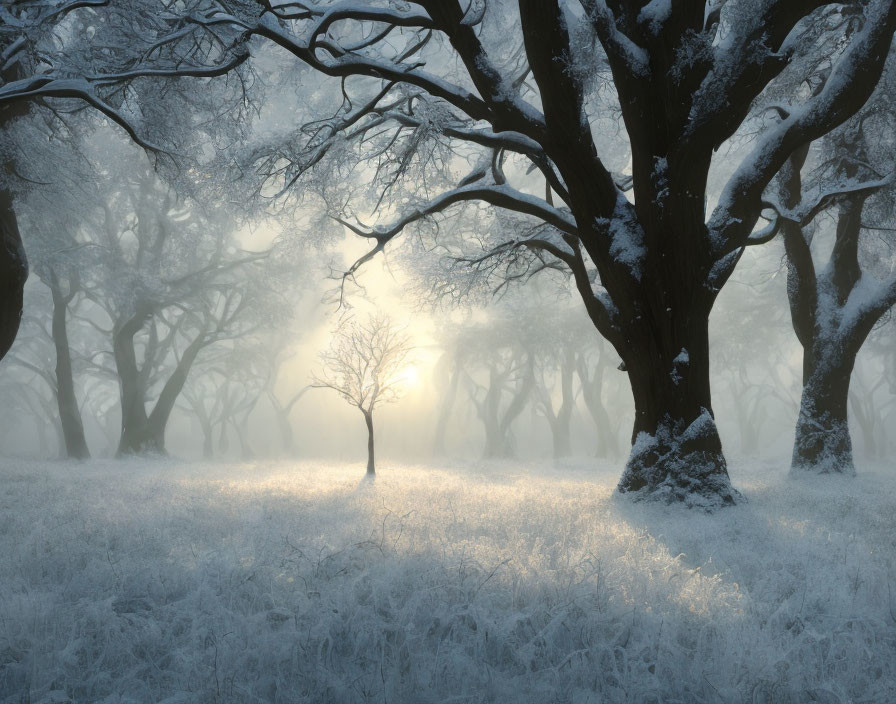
[616,307,737,506]
[0,59,31,364]
[792,349,855,474]
[49,280,90,459]
[363,408,375,476]
[0,188,27,362]
[512,1,738,506]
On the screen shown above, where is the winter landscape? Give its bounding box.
[2,1,896,702]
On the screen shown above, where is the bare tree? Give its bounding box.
[312,315,413,476]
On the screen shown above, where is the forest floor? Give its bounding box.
[0,457,894,703]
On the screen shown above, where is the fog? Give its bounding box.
[3,208,893,467]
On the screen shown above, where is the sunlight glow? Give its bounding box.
[399,364,419,387]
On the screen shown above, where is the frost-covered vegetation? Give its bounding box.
[2,459,894,703]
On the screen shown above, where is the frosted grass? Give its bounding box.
[0,458,894,703]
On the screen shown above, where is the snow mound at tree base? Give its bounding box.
[617,413,741,509]
[0,458,893,703]
[790,447,858,476]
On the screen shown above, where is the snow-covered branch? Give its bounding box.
[710,0,896,256]
[339,181,578,246]
[579,0,650,77]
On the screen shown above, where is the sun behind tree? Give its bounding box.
[312,315,413,477]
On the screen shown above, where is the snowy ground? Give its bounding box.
[0,458,894,704]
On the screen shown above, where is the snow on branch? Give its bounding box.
[0,50,251,153]
[709,0,896,257]
[306,3,435,42]
[329,175,580,308]
[839,272,896,339]
[768,175,893,229]
[726,210,782,255]
[250,13,494,125]
[579,0,650,77]
[337,181,579,244]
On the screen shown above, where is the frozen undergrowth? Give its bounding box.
[0,458,894,703]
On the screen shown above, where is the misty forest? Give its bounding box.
[2,1,896,702]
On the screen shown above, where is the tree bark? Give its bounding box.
[523,1,738,503]
[49,280,90,459]
[792,347,856,475]
[0,188,27,362]
[0,57,31,364]
[363,408,375,476]
[779,137,890,476]
[616,311,738,507]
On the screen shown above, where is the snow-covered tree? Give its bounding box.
[774,79,896,474]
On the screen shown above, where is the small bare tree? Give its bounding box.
[312,315,413,476]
